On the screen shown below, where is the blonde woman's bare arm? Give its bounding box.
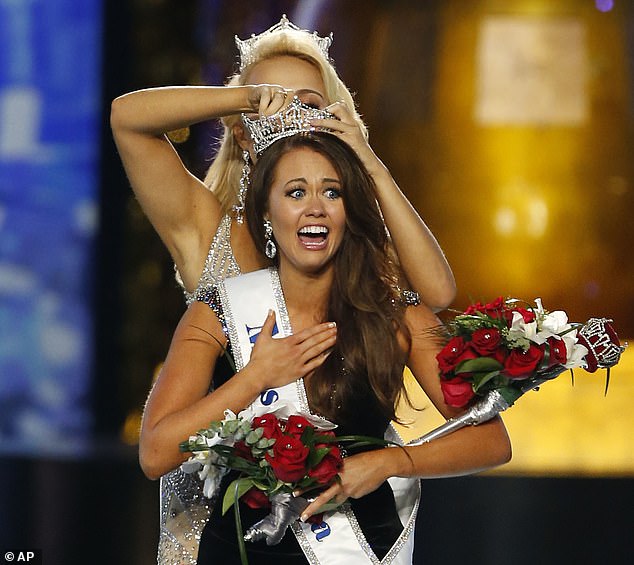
[312,103,456,310]
[110,85,287,290]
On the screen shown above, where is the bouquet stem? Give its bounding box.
[418,365,569,444]
[234,481,249,565]
[243,493,310,545]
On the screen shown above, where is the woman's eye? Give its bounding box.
[298,93,326,110]
[324,188,341,199]
[287,188,304,199]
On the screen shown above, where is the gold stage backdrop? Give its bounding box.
[365,0,634,476]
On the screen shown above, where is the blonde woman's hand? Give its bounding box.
[309,101,383,175]
[247,85,292,117]
[246,310,337,390]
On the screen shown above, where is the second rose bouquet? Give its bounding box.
[437,297,596,408]
[416,296,625,445]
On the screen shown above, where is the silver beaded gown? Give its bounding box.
[158,214,240,564]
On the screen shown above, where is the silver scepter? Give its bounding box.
[415,365,567,444]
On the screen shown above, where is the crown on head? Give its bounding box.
[235,14,333,72]
[242,96,334,155]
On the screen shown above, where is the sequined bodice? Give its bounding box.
[160,214,240,565]
[174,214,241,305]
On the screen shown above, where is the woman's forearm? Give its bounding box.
[369,160,456,311]
[386,417,511,480]
[110,85,254,135]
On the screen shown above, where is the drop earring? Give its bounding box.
[264,219,277,259]
[233,150,250,224]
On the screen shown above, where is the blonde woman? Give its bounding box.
[111,16,457,564]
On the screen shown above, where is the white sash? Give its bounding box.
[217,268,420,565]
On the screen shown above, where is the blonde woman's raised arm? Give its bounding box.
[311,103,456,310]
[110,85,287,290]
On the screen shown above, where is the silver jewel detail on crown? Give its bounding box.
[242,96,334,156]
[235,14,333,72]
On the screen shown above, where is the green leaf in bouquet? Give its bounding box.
[301,425,315,446]
[256,437,274,449]
[296,476,318,490]
[227,458,261,474]
[222,419,241,437]
[209,445,234,457]
[234,483,248,565]
[222,477,254,515]
[471,370,502,393]
[246,427,264,445]
[456,357,503,374]
[333,434,395,449]
[307,446,332,468]
[313,433,337,444]
[498,385,523,406]
[251,477,273,491]
[239,419,252,435]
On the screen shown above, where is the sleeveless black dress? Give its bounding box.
[195,291,405,564]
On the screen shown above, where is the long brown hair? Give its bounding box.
[246,133,409,424]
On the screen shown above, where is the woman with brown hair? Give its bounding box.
[139,130,511,564]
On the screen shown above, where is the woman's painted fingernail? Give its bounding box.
[300,513,309,522]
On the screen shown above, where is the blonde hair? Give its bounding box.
[203,29,368,215]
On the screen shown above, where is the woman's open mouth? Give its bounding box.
[298,225,329,250]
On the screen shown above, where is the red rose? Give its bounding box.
[483,297,507,319]
[546,336,567,367]
[469,327,502,355]
[503,344,545,378]
[241,487,271,509]
[464,301,485,315]
[266,435,310,483]
[437,336,479,374]
[252,413,283,440]
[308,445,342,486]
[492,346,509,365]
[440,376,475,408]
[513,307,536,323]
[315,430,337,442]
[284,415,313,438]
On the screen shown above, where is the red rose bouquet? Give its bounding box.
[179,402,388,563]
[420,297,626,443]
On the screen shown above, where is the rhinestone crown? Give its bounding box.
[242,96,334,156]
[235,14,333,72]
[577,317,626,371]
